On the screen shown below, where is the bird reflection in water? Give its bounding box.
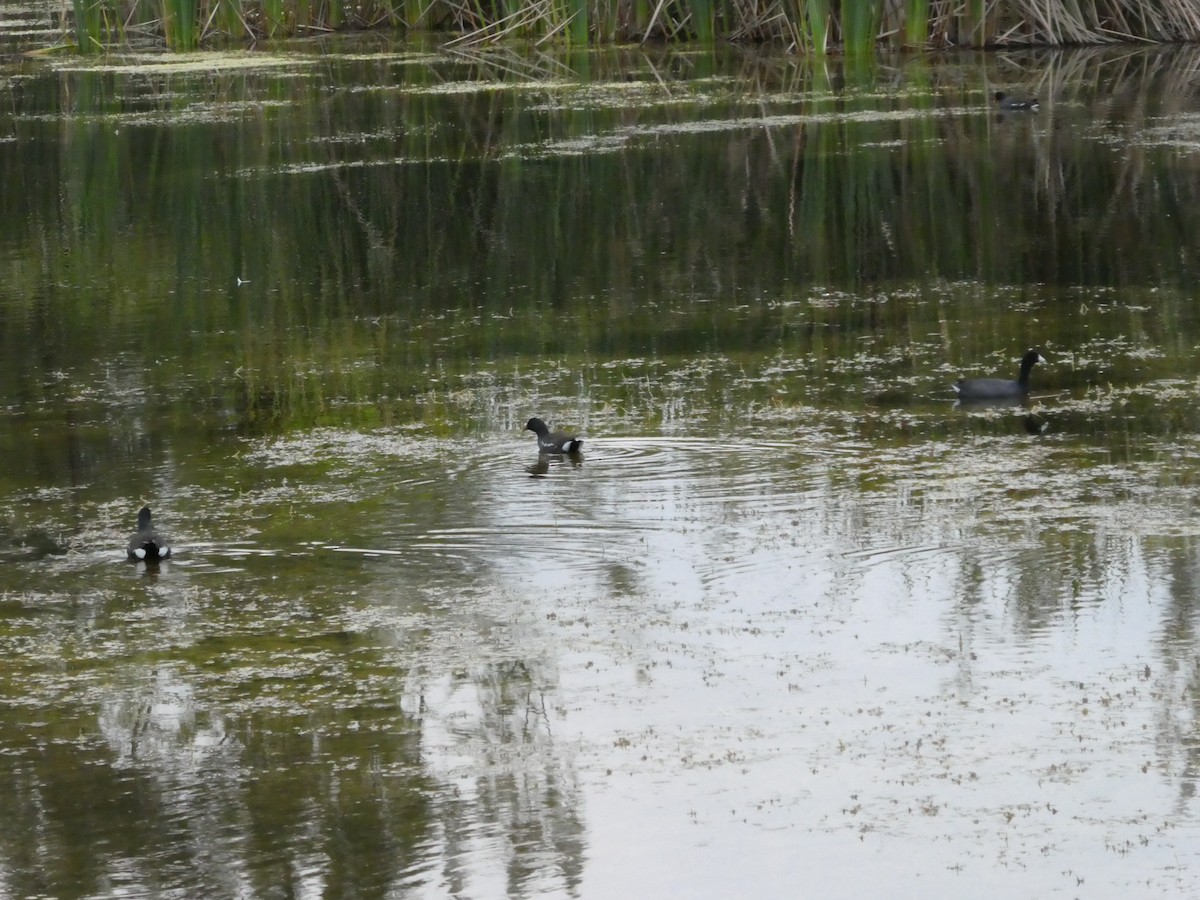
[526,452,584,476]
[953,396,1048,435]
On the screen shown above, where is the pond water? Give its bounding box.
[3,15,1200,897]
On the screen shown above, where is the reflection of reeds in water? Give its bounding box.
[59,0,1200,50]
[7,49,1200,437]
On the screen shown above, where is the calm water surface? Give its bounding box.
[3,17,1200,897]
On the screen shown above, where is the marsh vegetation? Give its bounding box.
[50,0,1200,52]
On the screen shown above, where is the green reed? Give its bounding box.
[213,0,246,37]
[263,0,285,36]
[631,0,651,40]
[840,0,880,57]
[567,0,588,43]
[587,0,613,42]
[801,0,830,54]
[690,0,713,42]
[406,0,431,30]
[57,0,1200,65]
[71,0,106,52]
[903,0,929,47]
[162,0,199,48]
[963,0,987,47]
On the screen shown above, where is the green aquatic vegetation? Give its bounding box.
[162,0,199,48]
[70,0,109,52]
[801,0,829,55]
[840,0,880,59]
[50,0,1200,50]
[903,0,929,47]
[562,0,587,44]
[689,0,713,43]
[262,0,284,35]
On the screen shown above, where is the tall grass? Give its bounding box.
[690,0,713,43]
[902,0,929,47]
[802,0,829,54]
[162,0,199,48]
[61,0,1200,50]
[961,0,988,48]
[841,0,880,57]
[71,0,107,52]
[567,0,588,43]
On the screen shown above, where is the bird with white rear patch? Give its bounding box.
[127,506,171,563]
[993,91,1039,112]
[524,417,584,454]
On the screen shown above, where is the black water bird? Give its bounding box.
[525,417,584,454]
[994,91,1039,111]
[953,349,1047,402]
[127,506,171,563]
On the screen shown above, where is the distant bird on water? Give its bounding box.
[994,91,1039,111]
[525,417,584,454]
[953,349,1047,402]
[127,506,171,563]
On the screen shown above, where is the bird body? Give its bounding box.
[994,91,1039,111]
[127,506,171,562]
[953,349,1046,401]
[525,417,583,454]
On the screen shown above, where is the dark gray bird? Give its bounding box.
[994,91,1039,111]
[525,417,583,454]
[127,506,171,563]
[953,349,1047,401]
